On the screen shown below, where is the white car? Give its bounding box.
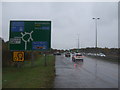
[72,53,84,62]
[97,53,106,57]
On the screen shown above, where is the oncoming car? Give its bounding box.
[72,53,84,62]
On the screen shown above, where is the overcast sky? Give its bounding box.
[1,2,118,49]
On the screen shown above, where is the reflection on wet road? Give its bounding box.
[54,54,118,88]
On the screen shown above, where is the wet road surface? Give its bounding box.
[54,54,118,88]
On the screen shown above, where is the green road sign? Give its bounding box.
[9,21,51,51]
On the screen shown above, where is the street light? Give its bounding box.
[92,17,100,79]
[92,17,100,54]
[76,34,80,52]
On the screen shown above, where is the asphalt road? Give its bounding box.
[54,54,118,88]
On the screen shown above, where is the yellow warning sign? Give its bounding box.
[13,52,24,61]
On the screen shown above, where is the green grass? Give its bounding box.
[2,55,55,88]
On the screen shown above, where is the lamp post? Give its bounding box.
[77,34,80,53]
[78,35,79,52]
[92,17,100,79]
[92,18,100,54]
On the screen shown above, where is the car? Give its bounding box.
[97,53,106,57]
[53,52,61,55]
[72,53,84,62]
[65,52,71,57]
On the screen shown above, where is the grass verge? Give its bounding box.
[2,55,55,88]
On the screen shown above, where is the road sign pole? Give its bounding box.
[17,62,20,68]
[31,51,34,67]
[44,52,47,66]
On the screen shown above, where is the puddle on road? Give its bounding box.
[73,61,84,69]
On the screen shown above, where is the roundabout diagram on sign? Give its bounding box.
[21,31,33,50]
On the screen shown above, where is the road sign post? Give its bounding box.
[44,53,47,66]
[44,51,47,66]
[31,51,35,67]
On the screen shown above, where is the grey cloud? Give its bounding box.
[2,2,118,49]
